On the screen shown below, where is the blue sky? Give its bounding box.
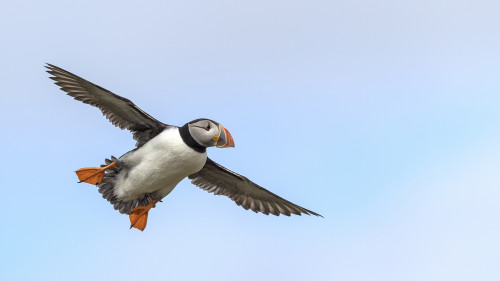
[1,0,499,280]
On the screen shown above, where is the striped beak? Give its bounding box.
[215,124,235,148]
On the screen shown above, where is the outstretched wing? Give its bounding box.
[189,158,322,217]
[46,63,169,147]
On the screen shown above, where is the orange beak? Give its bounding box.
[215,124,235,148]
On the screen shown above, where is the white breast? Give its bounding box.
[113,127,207,201]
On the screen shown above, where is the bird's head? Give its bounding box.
[186,119,235,148]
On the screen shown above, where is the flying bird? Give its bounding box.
[46,64,322,231]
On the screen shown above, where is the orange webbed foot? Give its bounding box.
[75,162,116,185]
[129,200,158,231]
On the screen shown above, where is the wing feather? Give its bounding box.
[189,158,322,217]
[46,64,169,147]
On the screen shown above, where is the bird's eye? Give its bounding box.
[205,124,211,131]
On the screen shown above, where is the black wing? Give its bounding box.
[189,158,322,217]
[46,64,169,147]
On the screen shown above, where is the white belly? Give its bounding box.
[113,127,207,201]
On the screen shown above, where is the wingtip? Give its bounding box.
[311,212,324,218]
[45,63,57,75]
[298,209,323,218]
[45,63,63,74]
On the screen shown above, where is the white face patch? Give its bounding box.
[188,120,219,147]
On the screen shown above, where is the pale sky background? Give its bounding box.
[1,0,499,280]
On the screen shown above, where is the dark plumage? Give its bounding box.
[189,158,322,216]
[47,63,169,147]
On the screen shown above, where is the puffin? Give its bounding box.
[46,64,322,231]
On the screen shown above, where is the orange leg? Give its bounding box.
[129,200,158,231]
[75,162,116,185]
